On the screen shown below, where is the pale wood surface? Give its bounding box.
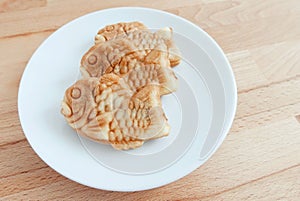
[0,0,300,200]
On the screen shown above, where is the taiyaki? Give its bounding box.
[61,74,170,150]
[81,27,181,79]
[94,22,181,67]
[95,21,147,43]
[82,45,178,95]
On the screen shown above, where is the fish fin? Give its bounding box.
[100,73,120,83]
[146,107,170,140]
[130,85,170,140]
[156,27,181,67]
[132,84,161,107]
[144,50,178,95]
[144,44,168,64]
[168,44,181,67]
[167,30,181,67]
[135,106,170,140]
[156,64,178,95]
[156,27,172,40]
[78,112,113,142]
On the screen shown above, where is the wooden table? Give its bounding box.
[1,0,299,200]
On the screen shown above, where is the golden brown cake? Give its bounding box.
[95,21,147,44]
[81,45,178,95]
[61,22,181,150]
[61,74,170,150]
[94,22,181,67]
[81,27,181,79]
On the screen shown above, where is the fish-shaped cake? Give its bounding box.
[61,74,170,150]
[80,27,181,79]
[94,21,147,44]
[94,22,180,67]
[82,46,178,95]
[61,22,181,150]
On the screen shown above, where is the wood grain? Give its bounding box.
[0,0,299,200]
[201,165,300,201]
[0,0,47,13]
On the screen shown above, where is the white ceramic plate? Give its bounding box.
[18,7,237,191]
